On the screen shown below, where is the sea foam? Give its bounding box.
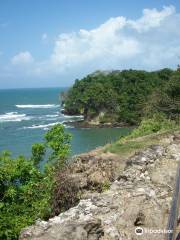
[62,114,84,119]
[16,104,59,109]
[22,122,63,130]
[22,121,74,130]
[0,112,31,122]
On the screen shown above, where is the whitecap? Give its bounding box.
[45,114,59,118]
[22,122,63,130]
[62,114,84,119]
[16,104,59,109]
[0,112,32,122]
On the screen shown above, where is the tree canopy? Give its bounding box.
[64,68,179,125]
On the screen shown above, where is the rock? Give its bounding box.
[88,171,106,185]
[20,132,180,240]
[21,218,104,240]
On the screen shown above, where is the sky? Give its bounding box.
[0,0,180,89]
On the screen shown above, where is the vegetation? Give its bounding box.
[63,68,179,125]
[45,124,71,166]
[144,70,180,122]
[0,124,72,240]
[105,113,179,156]
[0,68,179,239]
[128,113,176,138]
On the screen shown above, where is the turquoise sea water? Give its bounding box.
[0,88,131,157]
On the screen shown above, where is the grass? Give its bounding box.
[104,115,180,157]
[104,134,160,157]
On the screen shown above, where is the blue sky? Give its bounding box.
[0,0,180,88]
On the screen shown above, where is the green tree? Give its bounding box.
[145,71,180,122]
[31,143,46,167]
[0,152,53,240]
[0,124,71,239]
[63,69,175,125]
[45,124,71,166]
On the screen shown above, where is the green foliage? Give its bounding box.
[145,71,180,122]
[63,68,179,125]
[128,113,177,138]
[0,152,53,240]
[105,113,178,155]
[31,143,46,166]
[0,124,72,240]
[45,124,71,166]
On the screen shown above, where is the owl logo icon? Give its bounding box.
[135,227,144,236]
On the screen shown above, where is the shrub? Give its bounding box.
[50,168,80,217]
[31,143,46,167]
[128,113,176,138]
[0,152,53,240]
[0,124,72,239]
[45,124,72,167]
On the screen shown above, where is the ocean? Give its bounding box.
[0,87,131,157]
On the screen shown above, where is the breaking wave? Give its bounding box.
[62,114,84,119]
[22,122,61,130]
[16,104,59,109]
[0,112,31,122]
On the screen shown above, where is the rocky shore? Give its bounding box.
[20,131,180,240]
[62,108,131,128]
[64,120,130,129]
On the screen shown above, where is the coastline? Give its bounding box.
[63,119,132,128]
[61,109,133,129]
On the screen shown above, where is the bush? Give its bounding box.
[31,143,46,167]
[0,152,53,240]
[50,168,80,217]
[128,113,176,138]
[45,124,72,166]
[0,124,72,240]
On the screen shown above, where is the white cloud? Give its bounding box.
[47,5,179,74]
[11,51,34,65]
[49,16,140,71]
[127,5,175,32]
[5,5,180,84]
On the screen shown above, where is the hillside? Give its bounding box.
[62,68,180,126]
[20,129,180,240]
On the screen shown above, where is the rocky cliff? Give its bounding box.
[20,131,180,240]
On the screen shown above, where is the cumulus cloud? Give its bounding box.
[47,5,179,74]
[7,5,180,82]
[50,16,140,71]
[127,5,175,32]
[11,51,34,65]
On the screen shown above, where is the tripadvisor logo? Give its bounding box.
[135,227,173,235]
[135,227,144,236]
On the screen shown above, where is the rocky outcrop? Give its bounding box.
[68,150,126,192]
[20,132,180,240]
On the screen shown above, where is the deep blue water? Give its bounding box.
[0,88,131,157]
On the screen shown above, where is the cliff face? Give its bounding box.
[20,132,180,240]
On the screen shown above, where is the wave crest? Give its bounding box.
[22,122,74,130]
[22,122,63,130]
[16,104,59,109]
[0,112,31,122]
